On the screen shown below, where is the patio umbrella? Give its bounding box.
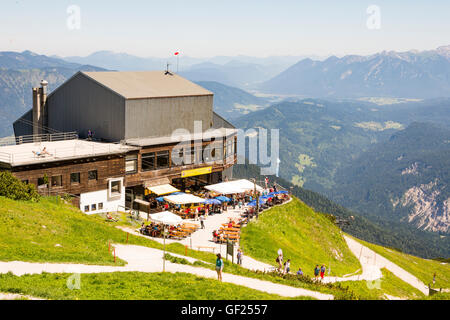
[205,198,221,205]
[248,198,266,207]
[215,196,231,203]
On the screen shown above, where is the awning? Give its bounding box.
[205,179,264,194]
[134,199,150,206]
[164,194,206,205]
[149,211,183,226]
[144,177,171,188]
[147,184,180,196]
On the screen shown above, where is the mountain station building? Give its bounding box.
[2,71,237,214]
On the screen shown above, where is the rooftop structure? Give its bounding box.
[81,71,213,99]
[0,139,136,167]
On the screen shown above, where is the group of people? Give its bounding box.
[276,251,327,280]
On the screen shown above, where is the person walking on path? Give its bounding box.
[314,265,320,280]
[237,249,243,265]
[216,254,224,282]
[284,259,291,274]
[276,251,283,273]
[199,215,205,229]
[320,264,326,280]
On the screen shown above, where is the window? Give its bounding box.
[204,143,223,163]
[156,151,169,169]
[125,155,138,174]
[98,203,104,210]
[91,204,97,211]
[110,180,122,196]
[70,172,81,184]
[51,175,63,187]
[142,152,155,171]
[38,177,46,187]
[88,170,98,181]
[84,205,90,212]
[171,148,184,167]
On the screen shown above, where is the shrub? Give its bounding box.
[0,171,40,202]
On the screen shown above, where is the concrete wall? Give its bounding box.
[80,177,125,214]
[47,73,126,142]
[125,95,213,139]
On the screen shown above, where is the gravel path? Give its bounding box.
[0,244,333,300]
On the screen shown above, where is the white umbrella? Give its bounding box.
[149,211,183,226]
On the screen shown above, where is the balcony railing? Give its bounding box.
[0,132,79,147]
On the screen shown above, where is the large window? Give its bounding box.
[51,175,63,187]
[204,142,223,163]
[70,172,81,184]
[156,151,170,169]
[125,155,138,174]
[142,152,155,171]
[109,179,123,199]
[171,148,184,167]
[88,170,98,181]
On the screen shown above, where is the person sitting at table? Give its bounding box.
[212,230,219,243]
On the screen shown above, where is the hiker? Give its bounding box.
[265,177,269,189]
[297,267,303,276]
[284,259,291,274]
[314,265,320,280]
[276,253,283,272]
[199,215,205,229]
[237,249,243,265]
[320,264,326,280]
[433,272,436,285]
[216,254,224,282]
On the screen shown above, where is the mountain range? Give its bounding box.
[332,122,450,234]
[0,51,104,137]
[260,45,450,99]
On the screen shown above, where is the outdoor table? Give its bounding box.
[220,227,240,232]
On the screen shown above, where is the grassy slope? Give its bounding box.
[340,268,425,300]
[0,272,310,300]
[240,197,361,277]
[0,196,167,266]
[352,237,450,289]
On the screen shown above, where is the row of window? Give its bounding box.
[35,170,98,188]
[125,142,236,174]
[84,202,104,212]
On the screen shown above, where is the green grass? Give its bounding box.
[0,196,166,266]
[340,268,425,300]
[240,197,361,277]
[0,272,313,300]
[351,236,450,289]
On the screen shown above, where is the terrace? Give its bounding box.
[0,136,137,166]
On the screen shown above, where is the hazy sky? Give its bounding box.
[1,0,449,58]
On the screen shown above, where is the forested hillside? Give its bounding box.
[233,163,450,259]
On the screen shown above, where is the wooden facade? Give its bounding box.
[125,136,237,188]
[11,155,126,196]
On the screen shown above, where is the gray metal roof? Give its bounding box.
[82,71,213,100]
[125,127,238,147]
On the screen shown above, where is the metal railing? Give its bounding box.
[0,132,79,147]
[0,141,131,165]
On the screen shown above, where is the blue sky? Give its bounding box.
[1,0,449,58]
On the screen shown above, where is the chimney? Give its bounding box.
[32,80,48,136]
